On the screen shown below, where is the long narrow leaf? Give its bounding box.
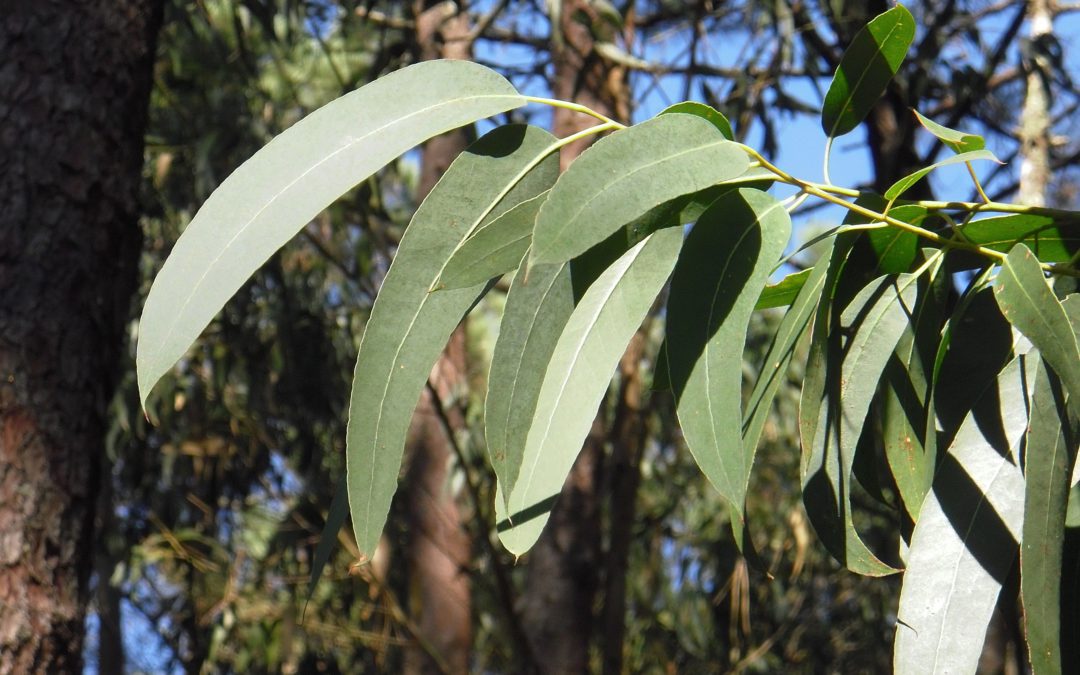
[497,227,684,555]
[803,274,918,576]
[821,5,915,138]
[346,125,559,560]
[884,149,1000,202]
[994,244,1080,408]
[485,260,574,502]
[667,189,792,525]
[137,60,524,404]
[894,354,1034,674]
[1021,359,1075,675]
[530,113,748,264]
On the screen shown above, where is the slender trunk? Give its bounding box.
[518,3,629,671]
[0,2,161,671]
[1018,0,1054,206]
[402,4,474,673]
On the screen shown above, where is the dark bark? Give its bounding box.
[0,1,161,671]
[401,4,474,673]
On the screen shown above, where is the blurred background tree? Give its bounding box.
[63,0,1080,673]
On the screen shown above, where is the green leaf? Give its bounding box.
[843,197,926,274]
[306,477,348,605]
[894,354,1034,674]
[137,60,525,405]
[821,4,915,138]
[496,227,684,555]
[346,125,559,560]
[1021,359,1076,675]
[913,110,986,154]
[960,214,1080,264]
[485,261,574,503]
[660,101,734,139]
[435,191,549,290]
[667,189,792,525]
[530,113,749,264]
[755,268,813,310]
[883,149,1000,202]
[803,273,918,576]
[881,259,948,520]
[994,244,1080,409]
[744,238,834,457]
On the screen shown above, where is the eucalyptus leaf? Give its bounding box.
[530,113,748,264]
[994,244,1080,410]
[660,101,734,139]
[884,149,999,201]
[821,4,915,138]
[497,227,684,555]
[803,273,918,576]
[137,60,524,405]
[960,214,1080,263]
[347,125,558,559]
[486,260,574,503]
[755,268,813,310]
[667,189,792,525]
[1021,359,1075,675]
[436,191,549,290]
[894,354,1034,674]
[913,110,986,154]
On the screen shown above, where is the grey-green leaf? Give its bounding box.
[530,113,748,264]
[913,110,986,154]
[137,60,525,405]
[744,238,834,457]
[884,149,999,201]
[660,101,734,139]
[667,189,792,523]
[994,244,1080,409]
[486,260,574,503]
[347,125,558,560]
[755,268,813,310]
[961,214,1080,264]
[436,191,549,290]
[1021,358,1075,675]
[497,227,684,555]
[821,4,915,138]
[894,354,1034,674]
[803,274,918,576]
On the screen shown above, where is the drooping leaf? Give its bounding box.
[660,101,734,139]
[1021,359,1076,675]
[882,255,948,520]
[137,60,525,405]
[913,110,986,154]
[994,244,1080,409]
[843,197,926,274]
[744,238,834,456]
[803,273,918,576]
[306,477,348,605]
[821,4,915,138]
[884,149,1000,202]
[755,268,813,310]
[530,113,748,264]
[497,227,684,555]
[960,214,1080,264]
[894,354,1034,674]
[346,125,559,560]
[486,261,574,503]
[435,191,549,290]
[667,189,792,526]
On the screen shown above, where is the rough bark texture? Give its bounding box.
[402,4,473,673]
[516,2,629,672]
[0,1,161,671]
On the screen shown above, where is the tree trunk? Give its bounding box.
[402,3,474,673]
[517,2,629,672]
[0,2,161,671]
[1018,0,1054,206]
